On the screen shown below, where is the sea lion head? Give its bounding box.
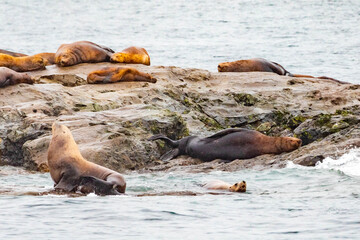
[55,51,77,67]
[21,73,35,84]
[218,62,234,72]
[229,181,246,192]
[50,122,77,149]
[280,137,302,152]
[28,56,47,71]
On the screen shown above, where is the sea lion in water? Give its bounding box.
[0,53,46,72]
[0,49,27,57]
[0,67,34,87]
[87,67,157,84]
[148,128,302,162]
[203,180,247,192]
[55,40,114,67]
[218,58,348,84]
[110,46,151,65]
[47,122,126,195]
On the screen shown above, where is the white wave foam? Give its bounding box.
[314,148,360,177]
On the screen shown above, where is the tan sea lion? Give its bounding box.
[218,58,348,84]
[47,122,126,195]
[110,46,151,65]
[148,128,302,162]
[55,40,114,67]
[0,53,46,72]
[33,52,55,65]
[0,49,27,57]
[203,180,247,192]
[0,67,34,88]
[87,67,157,84]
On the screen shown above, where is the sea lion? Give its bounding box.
[203,180,247,192]
[110,46,151,65]
[0,49,27,57]
[0,67,34,88]
[87,67,157,84]
[55,40,114,67]
[33,52,55,65]
[0,53,46,72]
[148,128,302,162]
[218,58,348,84]
[47,122,126,195]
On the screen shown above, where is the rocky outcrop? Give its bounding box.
[0,63,359,173]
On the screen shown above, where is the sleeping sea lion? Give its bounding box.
[0,53,46,72]
[47,122,126,195]
[148,128,302,162]
[0,49,27,57]
[0,67,34,88]
[218,58,348,84]
[55,40,114,67]
[110,46,151,65]
[33,52,55,65]
[87,67,157,84]
[203,180,247,192]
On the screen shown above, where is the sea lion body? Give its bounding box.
[0,67,34,88]
[87,67,157,84]
[55,41,114,67]
[47,122,126,195]
[110,46,150,65]
[0,49,27,57]
[203,180,247,192]
[0,53,46,72]
[149,128,302,162]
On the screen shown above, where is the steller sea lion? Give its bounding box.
[110,46,151,65]
[33,52,56,65]
[203,180,247,192]
[47,122,126,195]
[218,58,348,84]
[55,41,114,67]
[87,67,157,84]
[0,49,27,57]
[148,128,302,162]
[0,53,46,72]
[0,67,34,87]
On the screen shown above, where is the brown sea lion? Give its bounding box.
[33,52,55,65]
[87,67,157,84]
[0,49,27,57]
[55,41,114,67]
[148,128,302,162]
[218,58,348,84]
[110,46,151,65]
[0,67,34,88]
[203,180,247,192]
[0,53,46,72]
[47,122,126,195]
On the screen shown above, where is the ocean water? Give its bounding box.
[0,0,359,83]
[0,0,360,239]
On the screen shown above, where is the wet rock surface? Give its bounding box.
[0,63,359,173]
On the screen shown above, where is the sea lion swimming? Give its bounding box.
[110,46,151,65]
[0,53,46,72]
[47,122,126,195]
[0,67,34,88]
[55,41,114,67]
[87,67,157,84]
[0,49,27,57]
[203,180,247,192]
[218,58,348,84]
[148,128,302,162]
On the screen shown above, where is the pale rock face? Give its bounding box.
[0,62,359,173]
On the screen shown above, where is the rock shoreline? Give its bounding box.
[0,63,359,173]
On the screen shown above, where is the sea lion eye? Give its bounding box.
[235,183,238,186]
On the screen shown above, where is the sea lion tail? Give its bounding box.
[147,134,179,147]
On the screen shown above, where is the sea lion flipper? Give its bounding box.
[54,172,79,192]
[160,148,180,162]
[206,128,249,139]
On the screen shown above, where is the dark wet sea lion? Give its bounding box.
[87,67,157,84]
[0,49,27,57]
[47,122,126,195]
[218,58,348,84]
[0,53,46,72]
[0,67,34,88]
[55,40,114,67]
[148,128,302,162]
[110,46,151,65]
[203,180,247,192]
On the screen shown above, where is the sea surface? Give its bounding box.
[0,0,360,239]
